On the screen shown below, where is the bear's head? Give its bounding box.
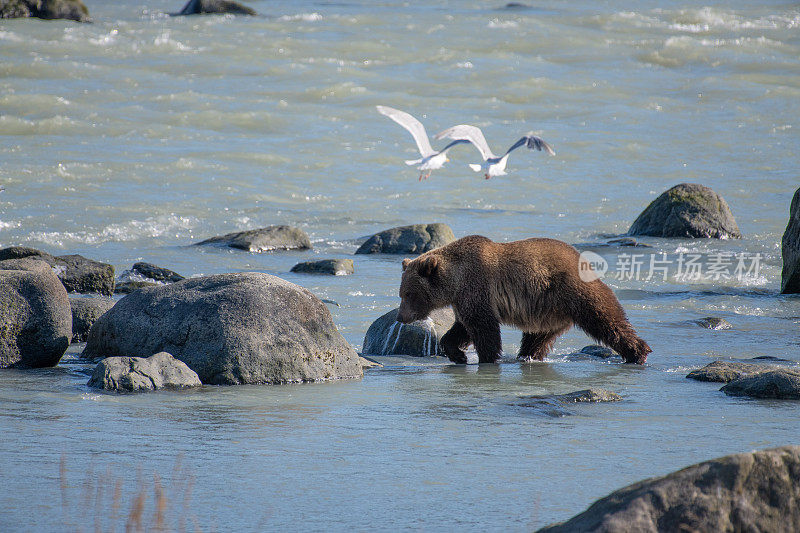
[397,254,449,323]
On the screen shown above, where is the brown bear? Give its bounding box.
[397,235,651,364]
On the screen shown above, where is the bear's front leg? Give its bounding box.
[462,312,502,364]
[440,321,470,364]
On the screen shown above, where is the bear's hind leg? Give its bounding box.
[440,321,470,364]
[517,328,567,362]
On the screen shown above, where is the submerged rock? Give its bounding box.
[686,360,779,383]
[579,345,617,358]
[88,352,202,392]
[195,226,311,252]
[0,266,72,368]
[721,370,800,400]
[359,356,383,369]
[545,389,622,403]
[781,187,800,294]
[691,316,732,330]
[69,296,115,343]
[537,446,800,533]
[0,247,115,295]
[628,183,741,239]
[83,272,362,385]
[291,259,354,276]
[175,0,256,16]
[355,223,455,254]
[0,0,90,22]
[362,307,455,356]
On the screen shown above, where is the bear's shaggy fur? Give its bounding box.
[398,235,651,364]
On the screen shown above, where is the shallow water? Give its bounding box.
[1,0,799,530]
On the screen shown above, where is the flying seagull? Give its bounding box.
[434,124,555,179]
[376,105,468,180]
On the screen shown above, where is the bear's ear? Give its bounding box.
[418,255,441,278]
[402,258,411,271]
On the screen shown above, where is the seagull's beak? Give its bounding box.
[445,157,450,162]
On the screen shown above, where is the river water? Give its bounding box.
[1,0,799,530]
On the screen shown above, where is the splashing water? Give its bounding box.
[381,321,405,355]
[420,317,438,357]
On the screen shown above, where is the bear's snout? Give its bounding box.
[396,307,415,324]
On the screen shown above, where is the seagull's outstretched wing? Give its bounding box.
[505,133,556,156]
[435,124,495,160]
[437,139,470,154]
[376,105,435,157]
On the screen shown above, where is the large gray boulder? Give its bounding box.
[0,0,90,21]
[686,360,779,383]
[362,307,455,356]
[69,296,115,343]
[291,259,354,276]
[195,226,311,252]
[0,247,115,295]
[175,0,256,16]
[781,187,800,294]
[355,223,455,254]
[537,446,800,533]
[628,183,741,239]
[721,370,800,399]
[83,272,362,385]
[88,352,201,392]
[0,266,72,368]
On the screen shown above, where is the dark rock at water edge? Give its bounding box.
[362,307,455,356]
[721,369,800,400]
[579,345,617,358]
[780,187,800,294]
[70,296,115,343]
[195,225,311,252]
[83,272,362,385]
[0,0,90,21]
[129,262,184,283]
[355,223,455,255]
[291,259,354,276]
[0,246,115,295]
[537,446,800,533]
[628,183,741,239]
[686,360,780,383]
[88,352,201,392]
[175,0,256,15]
[527,388,622,404]
[115,281,160,294]
[0,267,72,368]
[691,316,732,330]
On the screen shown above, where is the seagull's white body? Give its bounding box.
[376,105,467,180]
[435,124,555,179]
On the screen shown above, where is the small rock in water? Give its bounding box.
[291,259,354,276]
[691,317,733,330]
[359,356,382,369]
[552,389,622,403]
[129,262,185,283]
[578,345,617,358]
[174,0,256,16]
[721,369,800,400]
[88,352,202,392]
[628,183,741,239]
[362,307,455,356]
[195,225,311,252]
[606,237,650,247]
[355,223,455,254]
[686,360,779,383]
[0,0,90,22]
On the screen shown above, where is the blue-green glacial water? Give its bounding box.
[1,0,798,530]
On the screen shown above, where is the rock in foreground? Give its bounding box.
[628,183,741,239]
[291,259,354,276]
[721,370,800,400]
[686,360,779,383]
[362,307,455,356]
[0,247,114,295]
[355,223,455,254]
[175,0,256,15]
[195,226,311,252]
[70,296,115,343]
[0,0,90,21]
[537,446,800,533]
[88,352,201,392]
[0,267,72,368]
[83,272,362,385]
[781,187,800,294]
